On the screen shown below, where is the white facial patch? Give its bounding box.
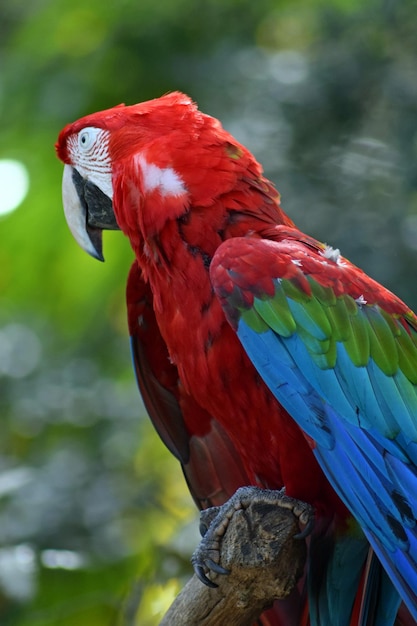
[136,155,186,197]
[68,128,113,199]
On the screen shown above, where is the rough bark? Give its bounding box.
[160,499,306,625]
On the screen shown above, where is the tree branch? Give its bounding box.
[160,498,307,625]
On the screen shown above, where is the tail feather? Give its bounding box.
[309,528,400,626]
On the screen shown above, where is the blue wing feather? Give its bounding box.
[239,321,405,625]
[240,319,414,622]
[211,232,417,623]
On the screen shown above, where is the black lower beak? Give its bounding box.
[71,168,119,261]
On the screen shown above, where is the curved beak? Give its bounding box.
[62,165,119,261]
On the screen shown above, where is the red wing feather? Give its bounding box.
[126,260,250,509]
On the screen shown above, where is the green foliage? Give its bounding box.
[1,0,417,623]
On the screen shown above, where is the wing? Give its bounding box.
[126,260,310,626]
[126,260,251,509]
[210,226,417,622]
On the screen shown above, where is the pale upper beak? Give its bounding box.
[62,164,119,261]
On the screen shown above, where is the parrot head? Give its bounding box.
[57,91,287,263]
[55,92,205,260]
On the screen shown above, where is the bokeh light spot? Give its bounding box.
[0,324,41,378]
[0,160,29,216]
[41,549,86,570]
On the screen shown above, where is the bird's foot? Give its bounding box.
[191,486,314,587]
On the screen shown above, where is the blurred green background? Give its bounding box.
[1,0,417,624]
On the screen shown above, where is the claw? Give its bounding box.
[294,515,315,539]
[205,559,230,576]
[194,565,218,588]
[199,520,210,537]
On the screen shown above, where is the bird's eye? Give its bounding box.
[78,127,100,151]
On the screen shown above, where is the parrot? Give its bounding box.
[56,91,417,626]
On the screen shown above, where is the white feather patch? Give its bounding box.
[355,295,367,306]
[137,155,186,197]
[321,245,341,262]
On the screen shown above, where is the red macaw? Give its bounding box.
[56,92,417,626]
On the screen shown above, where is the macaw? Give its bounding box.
[56,92,417,626]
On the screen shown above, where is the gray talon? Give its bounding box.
[205,559,230,576]
[194,564,218,588]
